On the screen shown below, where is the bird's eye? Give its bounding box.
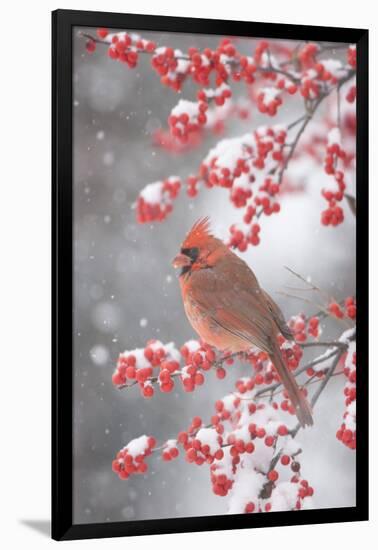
[181,247,199,262]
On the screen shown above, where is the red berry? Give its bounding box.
[216,367,226,379]
[85,39,96,53]
[97,28,108,39]
[268,470,279,482]
[192,416,202,429]
[112,372,124,386]
[277,425,288,436]
[265,436,275,447]
[281,454,290,466]
[245,502,255,513]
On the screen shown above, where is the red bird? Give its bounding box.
[172,217,313,427]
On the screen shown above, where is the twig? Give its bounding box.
[287,114,310,131]
[277,290,329,314]
[273,67,354,186]
[280,267,354,328]
[291,347,344,438]
[277,290,352,328]
[277,112,313,184]
[259,345,345,494]
[284,266,325,295]
[300,341,346,348]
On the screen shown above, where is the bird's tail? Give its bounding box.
[269,342,313,428]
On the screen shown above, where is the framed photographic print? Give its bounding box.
[52,9,368,541]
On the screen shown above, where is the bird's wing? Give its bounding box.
[187,255,278,352]
[262,289,294,341]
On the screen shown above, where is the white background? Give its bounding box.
[1,0,375,548]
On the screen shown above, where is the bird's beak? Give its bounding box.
[172,253,191,269]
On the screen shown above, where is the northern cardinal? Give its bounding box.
[172,217,313,427]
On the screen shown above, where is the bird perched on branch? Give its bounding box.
[172,217,313,427]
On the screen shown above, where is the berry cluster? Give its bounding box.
[104,31,156,68]
[324,128,347,175]
[321,128,347,226]
[136,177,181,223]
[84,30,356,245]
[152,100,250,155]
[295,81,355,172]
[186,175,201,198]
[182,37,259,89]
[328,296,356,320]
[253,40,275,70]
[298,43,320,69]
[168,100,209,142]
[229,173,253,208]
[180,340,229,390]
[336,340,356,449]
[276,77,298,95]
[316,60,347,84]
[210,461,235,497]
[161,439,180,462]
[347,45,356,68]
[210,397,314,511]
[111,320,356,510]
[288,314,321,342]
[85,29,353,140]
[295,39,351,99]
[113,339,236,397]
[151,46,189,91]
[198,83,233,107]
[112,340,181,397]
[210,398,296,503]
[112,435,156,479]
[150,37,263,94]
[182,424,225,465]
[258,459,314,513]
[229,221,261,250]
[168,85,233,142]
[299,73,321,100]
[191,125,286,251]
[257,87,283,116]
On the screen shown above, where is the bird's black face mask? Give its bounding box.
[180,247,199,276]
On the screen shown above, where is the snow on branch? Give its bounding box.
[136,177,181,223]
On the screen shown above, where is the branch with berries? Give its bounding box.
[111,288,356,513]
[81,30,356,251]
[111,328,355,513]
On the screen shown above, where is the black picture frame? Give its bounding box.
[52,9,369,541]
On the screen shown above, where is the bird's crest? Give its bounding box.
[182,217,213,248]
